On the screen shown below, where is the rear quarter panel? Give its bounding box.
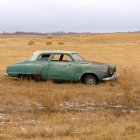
[7,61,44,77]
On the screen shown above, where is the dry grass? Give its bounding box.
[0,33,140,139]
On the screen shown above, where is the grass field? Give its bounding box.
[0,33,140,139]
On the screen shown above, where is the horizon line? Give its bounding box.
[0,30,140,35]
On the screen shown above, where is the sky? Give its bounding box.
[0,0,140,33]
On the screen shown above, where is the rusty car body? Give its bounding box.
[5,50,119,85]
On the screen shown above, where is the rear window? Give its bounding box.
[37,54,51,61]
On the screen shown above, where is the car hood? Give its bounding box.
[79,61,116,71]
[87,61,107,65]
[79,61,108,66]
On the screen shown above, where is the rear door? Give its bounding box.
[36,53,51,80]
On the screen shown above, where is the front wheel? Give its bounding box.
[84,75,98,85]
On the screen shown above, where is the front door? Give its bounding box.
[48,54,75,80]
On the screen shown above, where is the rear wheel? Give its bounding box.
[18,74,25,80]
[25,74,32,81]
[18,74,32,81]
[84,75,98,85]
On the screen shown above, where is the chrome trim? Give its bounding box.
[4,72,9,77]
[102,73,119,81]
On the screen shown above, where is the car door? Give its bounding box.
[48,54,75,80]
[36,53,51,80]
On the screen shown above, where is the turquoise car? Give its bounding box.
[5,50,119,85]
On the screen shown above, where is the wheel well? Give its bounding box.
[18,74,41,80]
[17,74,23,78]
[17,74,33,78]
[80,73,99,83]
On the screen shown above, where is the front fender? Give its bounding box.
[79,70,108,81]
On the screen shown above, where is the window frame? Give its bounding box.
[50,53,75,62]
[37,53,51,61]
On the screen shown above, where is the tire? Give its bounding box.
[18,74,25,80]
[18,74,32,81]
[25,74,32,81]
[84,75,98,85]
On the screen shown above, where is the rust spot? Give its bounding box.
[32,74,41,81]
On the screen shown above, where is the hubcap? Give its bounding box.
[87,78,95,85]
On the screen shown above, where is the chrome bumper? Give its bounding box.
[102,73,119,81]
[4,72,9,77]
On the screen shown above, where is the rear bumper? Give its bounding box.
[102,73,119,81]
[4,72,9,77]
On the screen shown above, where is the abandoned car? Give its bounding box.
[5,50,119,85]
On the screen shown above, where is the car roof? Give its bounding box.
[33,50,76,55]
[30,50,76,61]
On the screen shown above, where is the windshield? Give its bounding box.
[71,53,85,61]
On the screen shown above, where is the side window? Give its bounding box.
[38,54,50,61]
[51,54,62,61]
[51,54,73,62]
[62,54,73,62]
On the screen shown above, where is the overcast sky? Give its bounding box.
[0,0,140,33]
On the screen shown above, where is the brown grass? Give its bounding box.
[0,33,140,139]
